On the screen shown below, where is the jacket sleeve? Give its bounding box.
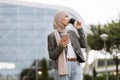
[77,28,87,48]
[47,34,64,60]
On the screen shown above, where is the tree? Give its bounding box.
[87,24,106,50]
[87,19,120,80]
[20,68,36,80]
[93,67,97,80]
[41,58,49,80]
[20,59,42,80]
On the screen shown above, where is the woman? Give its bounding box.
[47,10,87,80]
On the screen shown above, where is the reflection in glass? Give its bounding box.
[0,3,56,80]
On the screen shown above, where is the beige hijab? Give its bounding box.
[53,11,69,75]
[53,10,69,33]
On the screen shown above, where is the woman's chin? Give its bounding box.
[65,24,69,27]
[64,25,68,28]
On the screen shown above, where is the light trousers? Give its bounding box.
[54,61,82,80]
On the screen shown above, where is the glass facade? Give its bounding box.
[0,3,56,80]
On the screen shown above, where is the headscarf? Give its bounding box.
[53,10,69,33]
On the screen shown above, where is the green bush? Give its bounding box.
[95,75,105,80]
[109,74,115,80]
[83,74,92,80]
[83,74,119,80]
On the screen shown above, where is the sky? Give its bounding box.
[18,0,120,25]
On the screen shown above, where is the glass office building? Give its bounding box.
[0,2,56,80]
[0,0,87,80]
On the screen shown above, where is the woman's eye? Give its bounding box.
[65,15,68,17]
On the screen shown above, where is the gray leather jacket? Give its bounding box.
[47,28,87,69]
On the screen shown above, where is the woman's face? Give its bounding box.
[61,15,70,27]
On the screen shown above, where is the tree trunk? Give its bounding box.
[115,56,119,80]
